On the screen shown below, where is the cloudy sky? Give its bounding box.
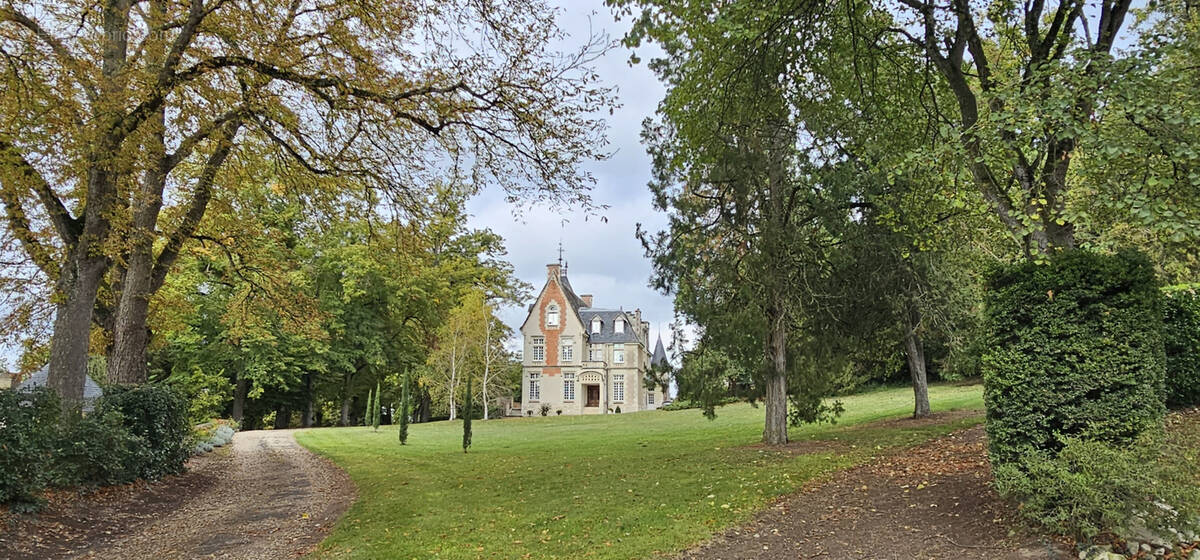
[467,1,677,352]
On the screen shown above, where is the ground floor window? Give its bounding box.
[529,372,540,400]
[648,392,655,405]
[563,372,575,401]
[613,375,625,402]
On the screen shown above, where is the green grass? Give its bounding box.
[297,383,984,560]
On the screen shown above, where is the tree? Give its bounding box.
[622,2,855,443]
[1,0,614,406]
[372,381,382,431]
[462,375,473,453]
[399,369,410,445]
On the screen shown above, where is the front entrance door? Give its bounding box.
[585,384,600,407]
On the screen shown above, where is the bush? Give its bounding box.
[0,387,61,509]
[982,250,1166,468]
[1163,285,1200,407]
[539,403,551,416]
[97,385,192,480]
[57,410,150,487]
[661,396,740,412]
[995,429,1200,540]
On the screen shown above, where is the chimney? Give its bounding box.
[546,263,561,280]
[635,308,642,324]
[581,294,593,307]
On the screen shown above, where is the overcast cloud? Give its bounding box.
[467,1,678,354]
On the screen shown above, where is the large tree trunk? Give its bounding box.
[904,305,931,418]
[48,247,108,407]
[763,303,789,445]
[231,376,248,424]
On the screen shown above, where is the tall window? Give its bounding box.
[589,345,602,361]
[591,317,601,334]
[546,304,559,327]
[529,372,540,400]
[561,337,574,362]
[532,336,545,362]
[613,375,625,402]
[614,317,625,333]
[648,392,655,405]
[563,372,576,401]
[613,343,625,364]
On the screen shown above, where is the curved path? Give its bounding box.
[0,429,354,560]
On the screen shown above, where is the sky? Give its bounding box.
[466,0,678,354]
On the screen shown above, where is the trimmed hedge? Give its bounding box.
[1163,285,1200,407]
[981,250,1166,468]
[97,385,192,480]
[0,387,61,509]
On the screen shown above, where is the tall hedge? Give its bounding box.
[1163,285,1200,407]
[982,250,1165,468]
[97,385,192,480]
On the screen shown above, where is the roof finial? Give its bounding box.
[557,239,563,267]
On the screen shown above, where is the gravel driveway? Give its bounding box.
[0,429,354,560]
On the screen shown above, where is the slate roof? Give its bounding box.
[17,365,104,412]
[579,309,642,344]
[651,336,669,368]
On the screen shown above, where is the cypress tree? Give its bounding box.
[372,381,382,431]
[463,375,473,453]
[365,387,375,428]
[399,369,410,445]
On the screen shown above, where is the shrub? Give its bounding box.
[1163,285,1200,407]
[614,406,621,414]
[57,410,150,487]
[982,250,1165,468]
[0,387,61,509]
[539,403,551,416]
[97,385,192,480]
[994,429,1200,540]
[661,396,739,412]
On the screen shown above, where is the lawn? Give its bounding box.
[296,383,985,560]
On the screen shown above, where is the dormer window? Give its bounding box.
[614,317,625,334]
[591,317,601,334]
[547,304,559,327]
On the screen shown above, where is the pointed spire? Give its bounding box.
[651,334,669,368]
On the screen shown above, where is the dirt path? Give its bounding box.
[0,429,354,560]
[679,426,1071,560]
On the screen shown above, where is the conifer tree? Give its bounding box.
[373,381,382,431]
[399,370,411,445]
[463,376,473,453]
[365,388,375,428]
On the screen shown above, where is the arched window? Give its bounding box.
[591,317,601,333]
[547,304,559,327]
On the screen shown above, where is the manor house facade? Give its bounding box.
[519,263,667,415]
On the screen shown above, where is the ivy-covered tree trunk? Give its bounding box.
[904,304,931,418]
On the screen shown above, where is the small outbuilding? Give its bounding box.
[16,365,104,412]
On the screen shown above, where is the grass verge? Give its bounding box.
[297,383,984,559]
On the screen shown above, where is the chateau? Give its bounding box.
[519,263,667,415]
